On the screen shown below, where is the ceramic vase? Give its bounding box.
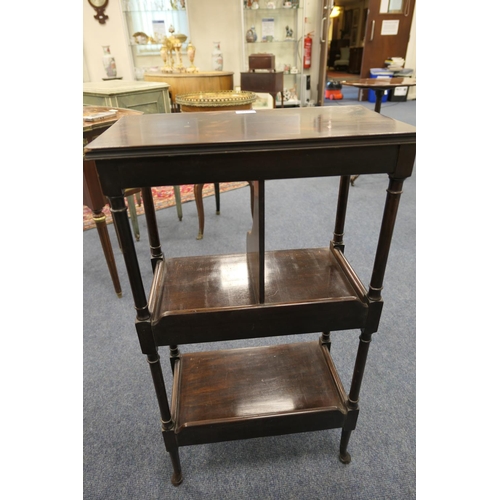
[246,26,258,43]
[187,41,196,67]
[102,46,117,78]
[212,42,223,71]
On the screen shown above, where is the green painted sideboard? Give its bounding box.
[83,80,171,114]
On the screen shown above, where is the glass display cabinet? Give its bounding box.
[121,0,190,78]
[241,1,304,106]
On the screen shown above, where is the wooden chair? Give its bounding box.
[124,189,142,241]
[193,183,220,240]
[124,186,184,241]
[194,182,255,240]
[176,91,257,239]
[334,47,350,70]
[84,105,184,295]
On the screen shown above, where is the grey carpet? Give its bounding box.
[84,99,416,499]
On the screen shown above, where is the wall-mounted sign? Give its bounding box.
[381,20,399,35]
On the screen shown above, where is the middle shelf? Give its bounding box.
[149,246,369,346]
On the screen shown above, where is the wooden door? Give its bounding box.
[316,0,334,106]
[359,0,416,99]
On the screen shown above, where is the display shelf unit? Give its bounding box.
[241,3,304,106]
[121,0,190,77]
[85,105,416,487]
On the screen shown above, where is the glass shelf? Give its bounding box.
[245,39,298,44]
[243,7,301,12]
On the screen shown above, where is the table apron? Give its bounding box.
[95,143,414,195]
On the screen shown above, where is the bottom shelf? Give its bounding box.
[172,341,349,446]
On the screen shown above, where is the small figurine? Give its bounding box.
[285,26,293,39]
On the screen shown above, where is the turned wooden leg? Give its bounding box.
[169,345,180,373]
[147,351,183,486]
[194,184,205,240]
[162,432,183,486]
[141,188,164,271]
[333,175,350,252]
[92,211,122,297]
[339,428,352,464]
[173,185,183,221]
[320,332,331,351]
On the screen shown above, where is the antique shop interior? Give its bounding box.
[83,1,418,499]
[83,0,416,107]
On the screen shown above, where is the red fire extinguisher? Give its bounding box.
[303,32,313,69]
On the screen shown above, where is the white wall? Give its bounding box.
[188,1,244,86]
[83,0,134,81]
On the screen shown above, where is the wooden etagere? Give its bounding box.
[85,105,416,486]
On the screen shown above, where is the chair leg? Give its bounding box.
[92,210,122,297]
[194,184,204,240]
[173,186,183,221]
[248,181,254,216]
[126,195,140,241]
[214,182,220,214]
[135,191,142,207]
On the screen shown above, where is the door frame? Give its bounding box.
[316,0,334,106]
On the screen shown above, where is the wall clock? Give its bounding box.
[88,0,109,25]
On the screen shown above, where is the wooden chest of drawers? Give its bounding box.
[249,53,275,71]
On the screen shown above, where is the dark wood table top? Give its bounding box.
[85,106,416,194]
[342,78,416,90]
[84,105,416,155]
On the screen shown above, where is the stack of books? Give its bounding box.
[384,57,405,70]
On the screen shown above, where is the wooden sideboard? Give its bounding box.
[85,106,416,487]
[144,71,234,111]
[240,71,284,108]
[83,80,171,114]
